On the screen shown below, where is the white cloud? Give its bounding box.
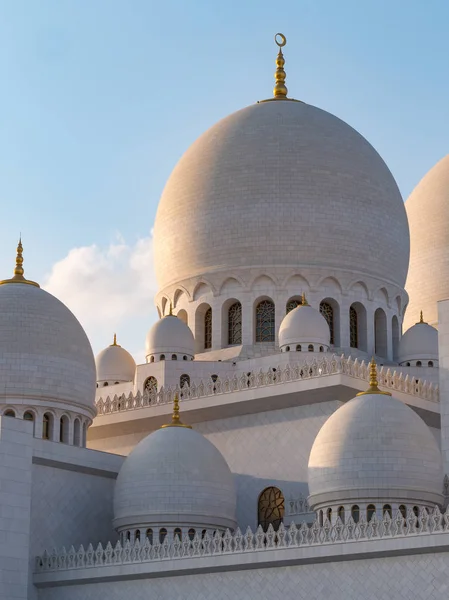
[43,234,158,359]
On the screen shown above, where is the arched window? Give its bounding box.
[374,308,387,357]
[258,486,285,531]
[146,528,153,544]
[399,505,407,519]
[188,528,195,541]
[326,507,332,522]
[228,302,242,345]
[255,300,275,342]
[428,361,434,367]
[73,419,81,446]
[337,506,345,523]
[296,344,301,351]
[416,361,422,367]
[135,529,140,542]
[59,416,69,443]
[23,411,34,422]
[406,362,410,367]
[383,504,392,518]
[180,373,190,389]
[82,422,87,447]
[319,510,323,526]
[144,376,158,393]
[319,346,324,352]
[351,505,360,523]
[350,306,358,348]
[320,301,334,345]
[150,356,154,363]
[367,504,376,522]
[174,527,182,541]
[3,409,15,417]
[42,413,53,440]
[126,531,131,541]
[286,298,301,314]
[171,354,177,360]
[159,528,167,544]
[285,346,290,352]
[308,344,313,352]
[160,354,165,361]
[204,307,212,349]
[103,382,109,387]
[183,355,187,361]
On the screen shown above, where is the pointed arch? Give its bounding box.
[375,307,388,358]
[350,302,367,351]
[319,297,340,346]
[316,276,343,294]
[249,274,277,291]
[219,276,245,295]
[176,309,188,325]
[347,280,370,300]
[195,303,212,351]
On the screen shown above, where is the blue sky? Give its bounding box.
[0,0,448,359]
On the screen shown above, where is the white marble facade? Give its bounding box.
[3,38,449,600]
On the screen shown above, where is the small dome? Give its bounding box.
[279,301,330,351]
[113,423,237,532]
[95,335,136,384]
[0,283,96,415]
[308,382,443,510]
[398,316,438,365]
[145,313,195,360]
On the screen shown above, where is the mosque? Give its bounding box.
[3,34,449,600]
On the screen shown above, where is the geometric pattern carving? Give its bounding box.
[286,299,301,314]
[350,306,358,349]
[255,300,275,342]
[204,308,212,350]
[228,302,242,345]
[258,486,285,531]
[319,301,334,345]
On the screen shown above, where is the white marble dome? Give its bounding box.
[308,391,443,510]
[154,100,409,292]
[398,319,438,366]
[96,336,136,384]
[113,424,237,532]
[0,282,96,415]
[279,303,330,351]
[145,313,195,361]
[405,154,449,331]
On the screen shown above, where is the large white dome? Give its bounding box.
[405,154,449,330]
[0,282,96,415]
[113,425,237,532]
[308,391,443,509]
[154,100,409,292]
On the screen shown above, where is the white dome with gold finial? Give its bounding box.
[398,312,438,367]
[0,240,96,418]
[145,306,195,362]
[278,294,330,352]
[95,334,136,386]
[113,396,237,534]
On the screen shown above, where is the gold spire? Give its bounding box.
[160,394,192,429]
[111,333,120,347]
[0,237,39,288]
[273,33,288,98]
[168,302,173,316]
[356,357,391,396]
[301,292,309,306]
[417,311,426,324]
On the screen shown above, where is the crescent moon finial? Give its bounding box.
[273,33,288,98]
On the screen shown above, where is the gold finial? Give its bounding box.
[111,333,120,347]
[417,311,426,324]
[356,357,391,396]
[273,33,288,99]
[301,292,309,306]
[160,394,192,429]
[0,237,39,288]
[168,302,173,316]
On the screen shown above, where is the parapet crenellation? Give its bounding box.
[36,505,449,574]
[95,355,439,416]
